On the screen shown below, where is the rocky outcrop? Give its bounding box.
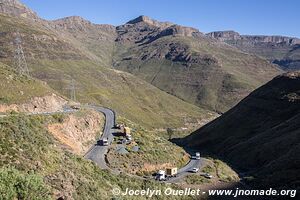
[126,15,173,29]
[242,35,300,45]
[117,15,202,44]
[207,30,300,71]
[159,25,201,37]
[0,93,68,113]
[48,110,104,155]
[20,93,68,113]
[0,0,38,20]
[51,16,116,34]
[208,31,300,45]
[206,30,241,41]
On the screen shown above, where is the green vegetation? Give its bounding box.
[0,62,52,104]
[28,59,209,129]
[185,174,210,185]
[185,73,300,189]
[201,165,214,174]
[114,34,280,113]
[200,158,239,183]
[0,114,197,200]
[0,13,212,129]
[213,159,239,182]
[107,117,189,175]
[0,167,51,200]
[166,128,174,140]
[184,158,239,185]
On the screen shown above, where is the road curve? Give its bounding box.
[166,158,202,182]
[83,105,203,180]
[1,104,203,179]
[84,105,116,169]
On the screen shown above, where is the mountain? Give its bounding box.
[0,0,282,126]
[50,16,117,67]
[207,31,300,71]
[0,0,38,20]
[0,2,212,128]
[112,16,282,113]
[183,71,300,189]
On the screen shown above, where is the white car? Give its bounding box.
[190,168,199,173]
[203,173,213,179]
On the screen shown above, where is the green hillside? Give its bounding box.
[112,18,282,113]
[0,114,195,200]
[0,62,52,104]
[0,14,210,128]
[183,72,300,189]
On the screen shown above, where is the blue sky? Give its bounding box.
[22,0,300,37]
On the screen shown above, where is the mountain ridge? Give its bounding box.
[0,0,39,20]
[207,30,300,71]
[207,30,300,45]
[0,0,282,119]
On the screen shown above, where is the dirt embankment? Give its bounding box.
[48,110,104,155]
[0,93,67,113]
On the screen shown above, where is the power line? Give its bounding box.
[13,32,30,76]
[65,78,78,101]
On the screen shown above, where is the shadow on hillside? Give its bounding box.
[170,138,279,200]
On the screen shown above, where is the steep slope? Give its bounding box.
[0,0,39,20]
[50,16,117,67]
[0,114,193,200]
[0,61,69,114]
[0,62,51,104]
[183,71,300,189]
[112,16,282,113]
[207,31,300,71]
[0,6,209,128]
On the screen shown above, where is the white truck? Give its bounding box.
[101,138,109,146]
[192,152,200,160]
[156,170,166,181]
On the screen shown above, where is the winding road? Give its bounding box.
[84,105,115,169]
[1,104,202,180]
[166,158,202,183]
[82,105,203,181]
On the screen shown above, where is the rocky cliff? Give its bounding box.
[0,0,38,20]
[207,30,300,71]
[207,31,300,45]
[113,16,281,113]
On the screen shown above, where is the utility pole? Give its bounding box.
[13,31,30,76]
[66,78,77,101]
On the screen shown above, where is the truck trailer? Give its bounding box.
[166,167,178,177]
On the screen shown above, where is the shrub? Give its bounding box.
[0,167,51,200]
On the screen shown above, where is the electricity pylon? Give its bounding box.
[66,78,77,101]
[13,32,30,76]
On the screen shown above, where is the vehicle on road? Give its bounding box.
[166,167,177,177]
[156,170,166,181]
[190,168,199,173]
[192,152,201,160]
[70,105,80,110]
[101,138,109,146]
[203,173,213,179]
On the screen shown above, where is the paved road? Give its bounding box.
[84,105,116,169]
[1,104,203,180]
[167,158,203,183]
[0,105,115,170]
